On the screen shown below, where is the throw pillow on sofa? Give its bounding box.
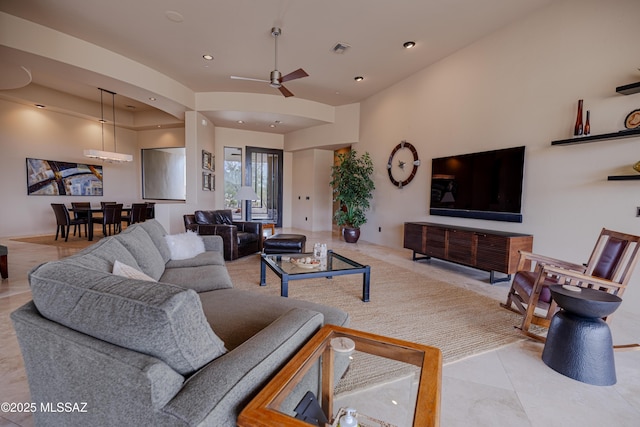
[165,231,206,260]
[113,260,155,282]
[115,226,166,280]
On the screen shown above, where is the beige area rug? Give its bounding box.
[11,229,110,250]
[225,251,526,393]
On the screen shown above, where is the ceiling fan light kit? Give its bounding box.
[230,27,309,97]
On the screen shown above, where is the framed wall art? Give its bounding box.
[202,172,212,191]
[26,158,103,196]
[202,150,213,171]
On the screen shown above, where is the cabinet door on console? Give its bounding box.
[447,229,475,264]
[425,226,446,259]
[475,234,509,272]
[403,222,426,254]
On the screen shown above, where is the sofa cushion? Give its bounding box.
[237,231,259,245]
[116,227,166,281]
[195,210,233,225]
[165,250,225,269]
[113,260,155,282]
[161,264,233,293]
[215,211,233,225]
[28,261,227,375]
[67,237,141,273]
[199,288,350,350]
[165,231,206,261]
[133,220,172,263]
[195,210,216,225]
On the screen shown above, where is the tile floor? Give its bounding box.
[1,228,639,426]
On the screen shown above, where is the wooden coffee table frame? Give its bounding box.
[260,250,371,302]
[238,324,442,427]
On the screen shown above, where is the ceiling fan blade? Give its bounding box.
[278,85,294,97]
[280,68,308,83]
[230,75,270,83]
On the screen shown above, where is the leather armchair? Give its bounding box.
[184,210,263,260]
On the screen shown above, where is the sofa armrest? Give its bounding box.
[233,221,263,236]
[201,235,224,253]
[164,308,324,426]
[192,224,238,260]
[11,302,186,426]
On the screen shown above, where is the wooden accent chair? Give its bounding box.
[501,228,640,343]
[51,203,87,241]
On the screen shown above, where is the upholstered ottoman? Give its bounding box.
[263,234,306,254]
[0,245,7,279]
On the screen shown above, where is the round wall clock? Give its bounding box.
[387,140,420,188]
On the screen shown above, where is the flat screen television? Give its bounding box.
[429,146,525,223]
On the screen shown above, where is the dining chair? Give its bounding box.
[146,202,156,219]
[71,202,91,234]
[501,228,640,343]
[102,203,123,236]
[94,201,116,224]
[51,203,86,241]
[122,203,147,228]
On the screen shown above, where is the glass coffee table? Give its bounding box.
[260,250,371,302]
[238,324,442,427]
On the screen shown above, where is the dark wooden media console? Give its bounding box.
[403,222,533,284]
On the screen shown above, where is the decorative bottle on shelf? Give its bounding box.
[574,99,584,136]
[584,110,591,135]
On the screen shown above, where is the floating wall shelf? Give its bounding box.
[551,128,640,146]
[607,175,640,181]
[616,81,640,95]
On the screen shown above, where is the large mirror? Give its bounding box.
[142,147,186,200]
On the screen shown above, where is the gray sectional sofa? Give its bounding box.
[11,219,349,426]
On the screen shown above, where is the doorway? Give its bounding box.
[223,147,243,220]
[245,146,283,227]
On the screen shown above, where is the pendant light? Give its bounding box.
[84,88,133,162]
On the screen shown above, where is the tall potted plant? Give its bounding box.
[330,150,375,243]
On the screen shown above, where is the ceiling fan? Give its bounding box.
[231,27,308,98]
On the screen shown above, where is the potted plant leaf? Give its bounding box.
[329,150,375,243]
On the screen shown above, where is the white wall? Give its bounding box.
[0,98,139,237]
[290,149,334,232]
[354,0,640,311]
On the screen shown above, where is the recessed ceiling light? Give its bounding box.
[269,124,276,128]
[34,104,45,108]
[354,76,364,82]
[403,41,416,49]
[237,120,244,124]
[149,97,157,101]
[202,54,214,61]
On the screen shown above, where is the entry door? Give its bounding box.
[245,146,283,227]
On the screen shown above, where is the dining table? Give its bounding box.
[69,205,132,241]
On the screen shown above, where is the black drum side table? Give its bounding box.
[542,285,622,386]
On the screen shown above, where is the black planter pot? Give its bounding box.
[343,227,361,243]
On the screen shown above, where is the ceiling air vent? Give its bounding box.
[332,42,351,54]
